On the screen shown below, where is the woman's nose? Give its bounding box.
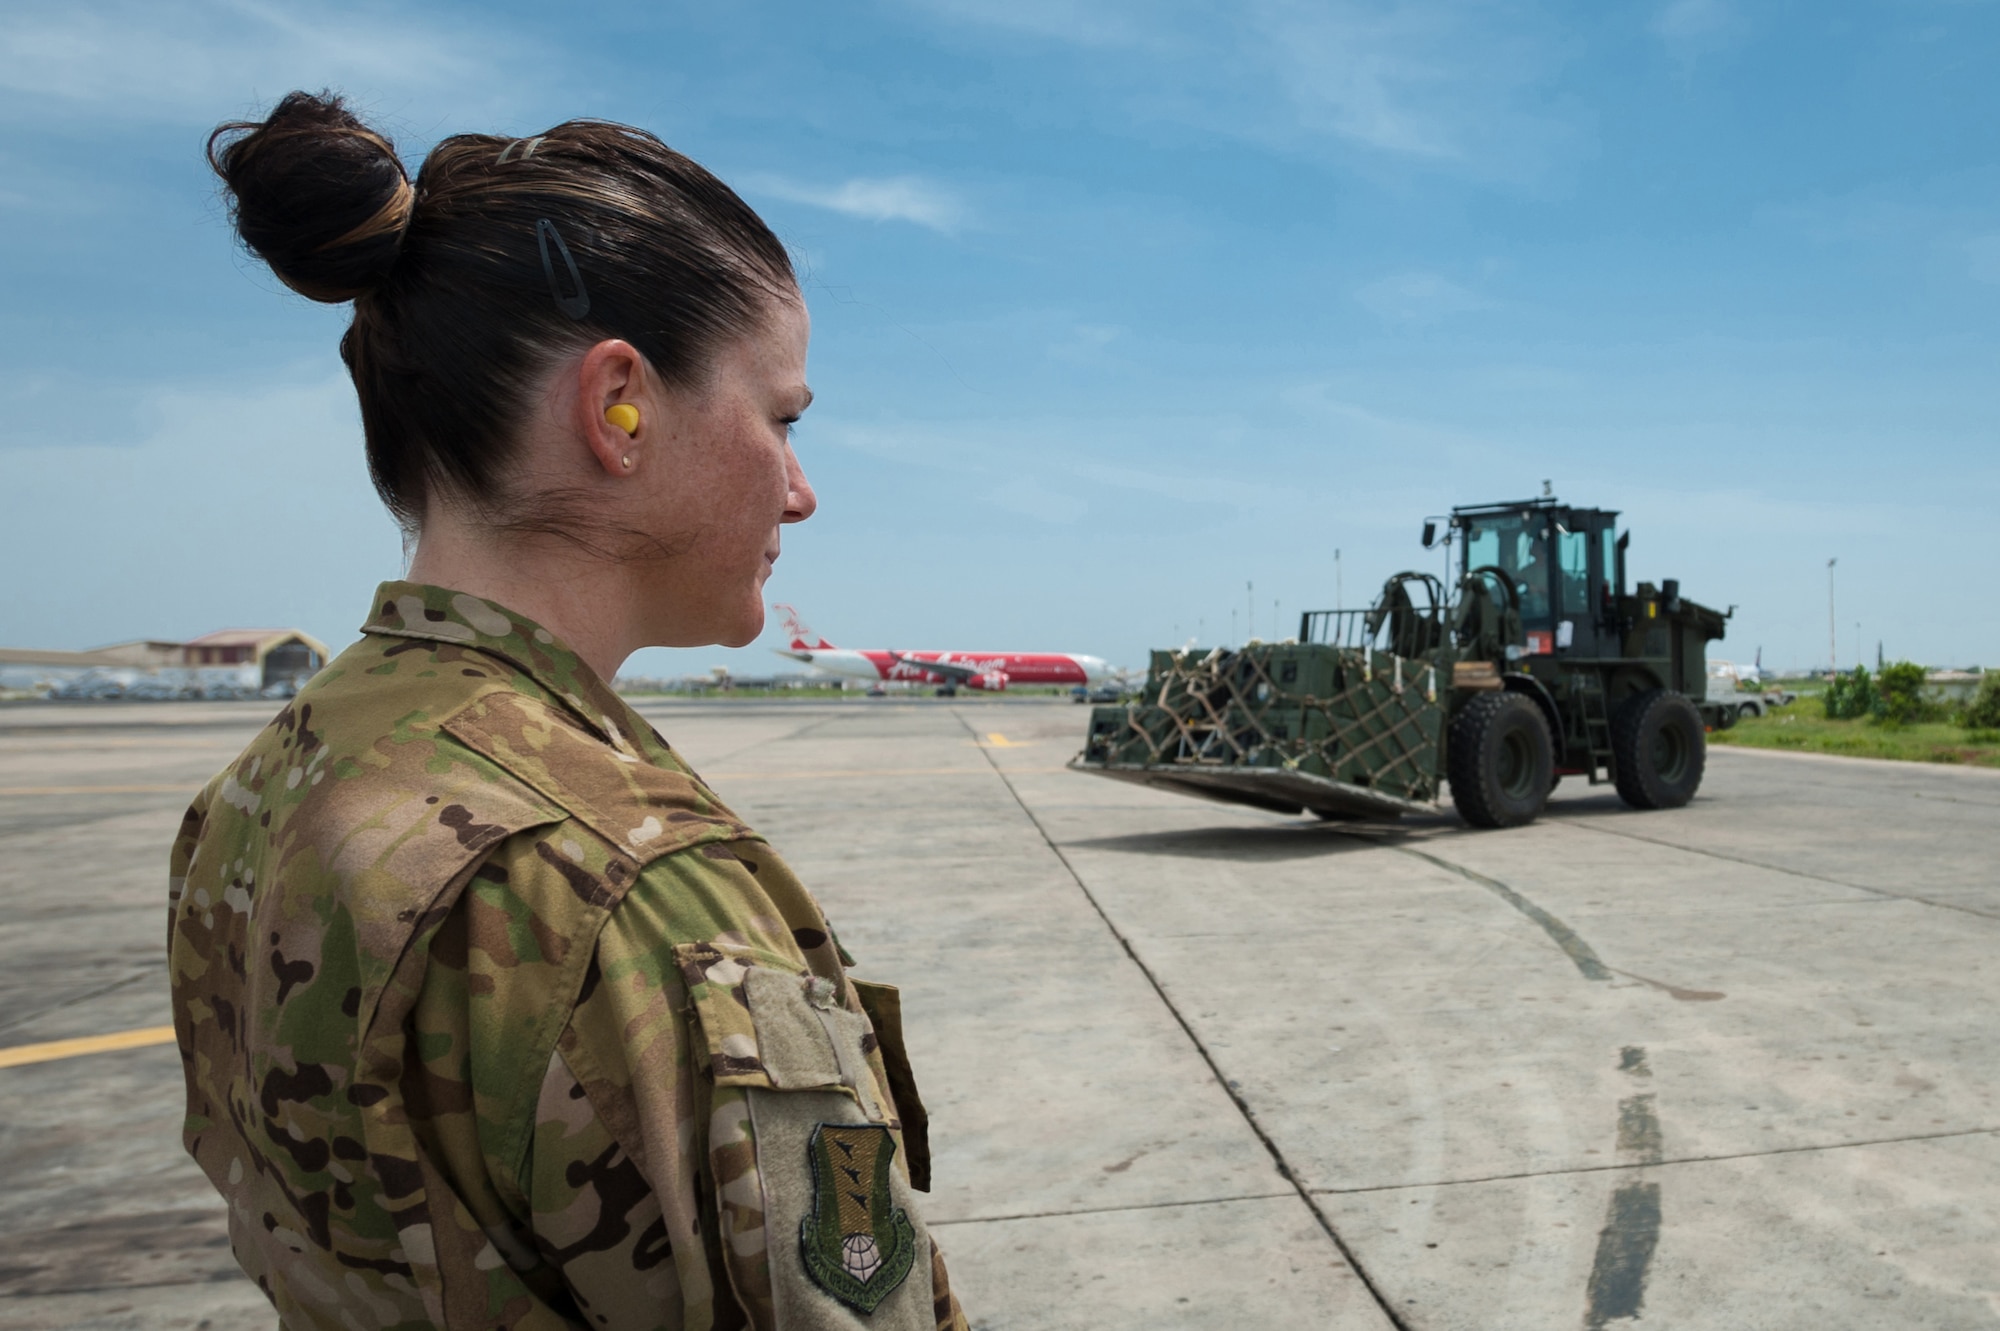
[784,447,817,523]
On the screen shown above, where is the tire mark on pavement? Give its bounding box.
[1393,846,1612,982]
[1584,1046,1663,1329]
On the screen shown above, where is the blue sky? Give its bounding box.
[3,0,1996,677]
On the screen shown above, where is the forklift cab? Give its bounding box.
[1451,499,1624,659]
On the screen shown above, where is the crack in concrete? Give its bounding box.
[1558,819,2000,922]
[0,970,153,1035]
[645,706,860,772]
[958,709,1414,1331]
[1311,1124,2000,1195]
[925,1191,1296,1228]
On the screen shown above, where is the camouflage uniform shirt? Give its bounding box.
[168,582,968,1331]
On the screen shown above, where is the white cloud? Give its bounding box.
[1047,323,1123,365]
[0,368,401,650]
[816,421,967,468]
[1066,459,1282,510]
[818,420,1282,516]
[0,0,506,123]
[1651,0,1746,62]
[896,0,1182,51]
[988,476,1088,524]
[903,0,1580,177]
[750,174,968,232]
[1355,270,1487,325]
[1966,233,2000,285]
[1246,2,1481,159]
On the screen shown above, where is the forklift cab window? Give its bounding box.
[1557,526,1590,621]
[1461,512,1555,625]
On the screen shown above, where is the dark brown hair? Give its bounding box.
[209,91,796,528]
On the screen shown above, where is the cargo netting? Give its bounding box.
[1081,641,1447,805]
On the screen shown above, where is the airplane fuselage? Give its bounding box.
[780,647,1112,690]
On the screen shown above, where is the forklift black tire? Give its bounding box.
[1612,689,1705,810]
[1448,692,1554,829]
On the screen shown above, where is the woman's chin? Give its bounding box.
[717,604,767,649]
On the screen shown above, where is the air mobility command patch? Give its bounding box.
[800,1123,917,1313]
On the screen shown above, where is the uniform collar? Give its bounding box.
[361,581,668,764]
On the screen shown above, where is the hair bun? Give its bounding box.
[209,91,413,303]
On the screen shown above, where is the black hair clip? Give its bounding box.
[536,218,590,320]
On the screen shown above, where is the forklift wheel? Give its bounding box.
[1448,692,1554,829]
[1611,689,1705,810]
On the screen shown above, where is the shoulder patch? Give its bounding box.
[800,1123,917,1313]
[443,690,755,865]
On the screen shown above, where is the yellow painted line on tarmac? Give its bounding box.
[0,1025,177,1069]
[0,783,198,796]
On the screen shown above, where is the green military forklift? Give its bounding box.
[1071,495,1731,828]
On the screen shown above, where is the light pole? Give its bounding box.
[1827,558,1838,678]
[1335,548,1343,608]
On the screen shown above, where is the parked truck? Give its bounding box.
[1072,496,1731,828]
[1705,661,1796,723]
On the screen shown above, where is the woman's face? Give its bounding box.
[634,295,816,649]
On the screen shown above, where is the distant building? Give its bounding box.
[0,629,330,699]
[1924,669,1986,705]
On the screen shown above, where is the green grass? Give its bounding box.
[1711,704,2000,768]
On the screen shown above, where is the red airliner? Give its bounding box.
[770,606,1114,693]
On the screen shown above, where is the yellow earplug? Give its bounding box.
[604,404,640,435]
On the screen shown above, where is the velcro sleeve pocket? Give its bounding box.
[674,942,884,1116]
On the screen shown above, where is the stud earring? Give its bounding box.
[620,455,633,470]
[605,403,640,435]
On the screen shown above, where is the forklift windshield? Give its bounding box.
[1460,511,1554,625]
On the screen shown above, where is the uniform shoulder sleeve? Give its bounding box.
[536,841,967,1330]
[530,841,814,1330]
[441,689,755,864]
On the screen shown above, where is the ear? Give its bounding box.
[573,339,650,478]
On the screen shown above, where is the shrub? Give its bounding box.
[1822,666,1876,720]
[1872,661,1934,726]
[1965,672,2000,731]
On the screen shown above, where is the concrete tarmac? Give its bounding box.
[2,698,1995,1329]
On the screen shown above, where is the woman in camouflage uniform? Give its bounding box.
[170,92,967,1331]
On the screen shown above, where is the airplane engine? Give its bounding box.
[976,671,1010,692]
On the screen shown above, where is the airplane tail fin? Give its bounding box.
[772,603,834,650]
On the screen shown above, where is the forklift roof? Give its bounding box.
[1451,497,1621,522]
